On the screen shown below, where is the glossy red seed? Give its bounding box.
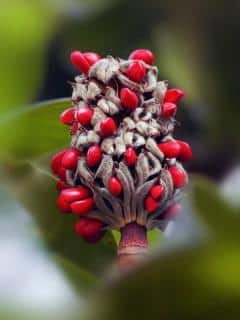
[108,177,122,196]
[57,194,71,213]
[124,147,137,166]
[71,121,79,135]
[61,187,91,203]
[70,51,90,74]
[126,61,146,82]
[163,89,185,104]
[75,217,103,239]
[71,198,94,215]
[56,180,69,191]
[83,52,101,66]
[86,145,102,167]
[169,167,186,189]
[61,148,81,170]
[129,49,155,65]
[76,105,93,126]
[150,185,164,201]
[120,88,139,110]
[83,232,105,244]
[60,108,75,125]
[177,140,193,161]
[158,141,181,158]
[145,196,159,213]
[51,151,66,174]
[58,167,67,181]
[100,117,117,137]
[162,103,177,118]
[163,204,181,219]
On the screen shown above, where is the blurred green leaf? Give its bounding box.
[0,156,117,286]
[85,176,240,320]
[191,175,240,240]
[0,98,70,163]
[0,0,59,113]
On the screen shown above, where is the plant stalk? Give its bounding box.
[117,222,148,272]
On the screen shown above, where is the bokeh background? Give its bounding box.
[0,0,240,319]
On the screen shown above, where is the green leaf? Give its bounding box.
[0,1,59,113]
[84,177,240,320]
[0,156,117,281]
[0,98,70,163]
[190,175,240,240]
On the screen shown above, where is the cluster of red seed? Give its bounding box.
[51,48,192,243]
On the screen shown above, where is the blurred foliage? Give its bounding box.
[0,0,59,113]
[85,177,240,320]
[0,0,240,319]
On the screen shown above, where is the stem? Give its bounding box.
[117,222,148,272]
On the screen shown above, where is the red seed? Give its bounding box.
[126,61,146,82]
[163,89,185,104]
[57,194,71,213]
[150,185,164,201]
[56,180,69,191]
[120,88,139,110]
[86,145,102,167]
[145,196,159,213]
[61,148,81,170]
[71,121,79,135]
[158,141,181,158]
[169,167,187,189]
[60,108,75,125]
[76,105,93,126]
[162,103,177,118]
[124,147,137,166]
[71,198,94,215]
[58,167,67,181]
[61,187,91,203]
[51,150,66,174]
[83,52,101,66]
[129,49,155,65]
[75,217,103,240]
[108,177,122,196]
[100,117,117,137]
[163,204,181,219]
[70,51,90,74]
[177,140,193,161]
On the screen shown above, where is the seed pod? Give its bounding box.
[129,49,155,65]
[61,148,81,170]
[86,145,102,167]
[108,177,122,196]
[126,61,146,82]
[163,89,185,104]
[169,166,186,189]
[71,198,94,215]
[120,88,139,110]
[60,108,75,125]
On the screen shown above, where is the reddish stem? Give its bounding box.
[117,222,148,272]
